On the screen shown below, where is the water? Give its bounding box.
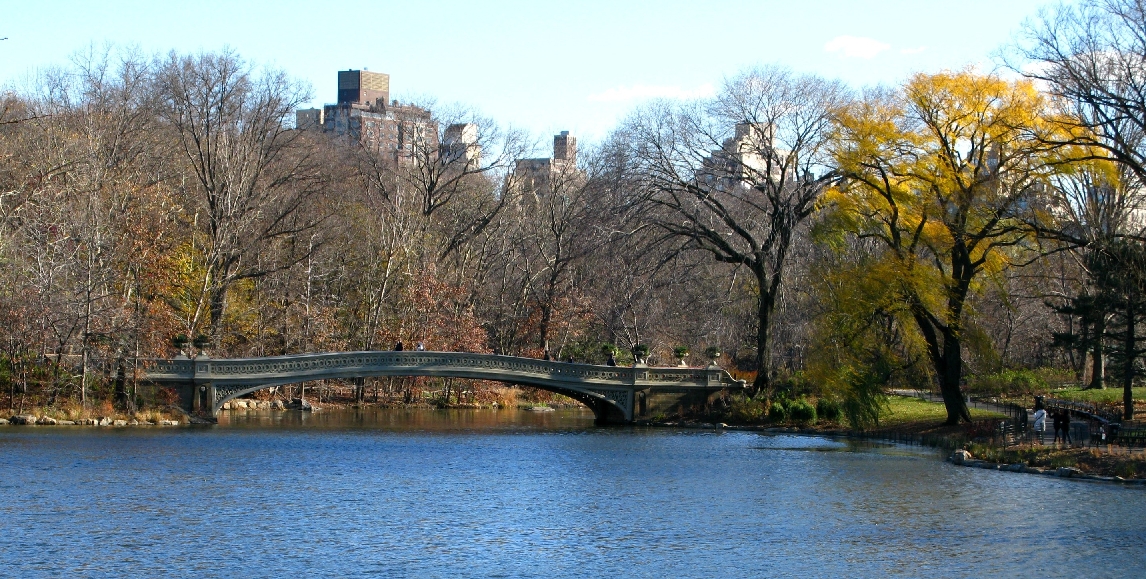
[2,408,1145,578]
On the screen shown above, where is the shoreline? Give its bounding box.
[639,419,1146,486]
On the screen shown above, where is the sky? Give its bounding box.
[0,0,1056,150]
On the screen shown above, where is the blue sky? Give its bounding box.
[1,0,1054,147]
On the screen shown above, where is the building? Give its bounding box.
[295,107,323,129]
[337,70,389,106]
[514,131,579,200]
[442,123,481,169]
[297,69,439,166]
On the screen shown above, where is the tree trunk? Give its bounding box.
[1123,296,1136,421]
[1090,314,1106,390]
[208,285,228,346]
[752,269,775,395]
[939,328,972,425]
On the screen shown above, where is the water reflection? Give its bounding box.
[217,406,598,432]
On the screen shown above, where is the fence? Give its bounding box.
[887,389,1105,449]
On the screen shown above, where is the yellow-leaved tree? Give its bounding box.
[828,71,1053,424]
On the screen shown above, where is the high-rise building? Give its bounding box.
[295,107,324,129]
[337,70,390,107]
[443,123,481,168]
[514,131,582,202]
[300,69,438,166]
[553,131,576,164]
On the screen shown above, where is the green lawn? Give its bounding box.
[1050,386,1146,405]
[880,396,1005,427]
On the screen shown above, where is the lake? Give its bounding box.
[1,408,1144,578]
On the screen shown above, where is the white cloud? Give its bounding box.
[823,35,891,59]
[900,46,927,55]
[587,83,716,103]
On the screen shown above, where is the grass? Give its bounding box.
[879,395,1005,428]
[1049,386,1146,405]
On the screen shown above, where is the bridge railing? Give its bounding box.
[139,351,744,389]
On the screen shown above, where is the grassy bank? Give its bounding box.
[719,394,1146,480]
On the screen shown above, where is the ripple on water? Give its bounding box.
[1,409,1144,578]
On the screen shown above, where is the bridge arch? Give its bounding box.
[143,351,744,424]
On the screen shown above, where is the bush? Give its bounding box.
[840,363,888,430]
[788,398,817,423]
[968,368,1048,398]
[730,395,767,422]
[816,398,842,421]
[772,372,814,397]
[768,401,789,423]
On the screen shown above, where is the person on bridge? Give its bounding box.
[607,352,617,367]
[415,341,425,351]
[1032,406,1047,445]
[395,341,404,351]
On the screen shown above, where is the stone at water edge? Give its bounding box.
[10,415,38,425]
[0,418,7,425]
[271,400,285,410]
[97,417,112,426]
[37,416,57,425]
[1056,467,1084,478]
[112,420,127,427]
[951,449,973,465]
[158,420,180,426]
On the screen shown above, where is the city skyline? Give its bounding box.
[2,0,1052,149]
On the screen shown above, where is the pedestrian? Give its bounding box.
[607,352,617,367]
[1053,409,1063,444]
[543,349,552,361]
[566,355,574,363]
[395,340,404,351]
[1063,410,1072,445]
[1032,406,1047,445]
[415,341,425,351]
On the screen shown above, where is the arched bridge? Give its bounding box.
[143,351,746,424]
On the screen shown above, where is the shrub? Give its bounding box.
[157,387,180,407]
[768,401,789,423]
[729,395,767,422]
[840,363,888,430]
[968,368,1048,398]
[816,398,842,421]
[788,398,817,423]
[772,372,814,397]
[631,344,649,361]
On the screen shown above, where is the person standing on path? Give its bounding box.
[1033,406,1047,445]
[1062,410,1072,446]
[1053,410,1064,445]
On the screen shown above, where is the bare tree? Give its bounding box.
[1017,0,1146,207]
[153,49,328,346]
[620,66,847,392]
[1017,0,1146,412]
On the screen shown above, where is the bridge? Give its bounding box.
[143,351,746,424]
